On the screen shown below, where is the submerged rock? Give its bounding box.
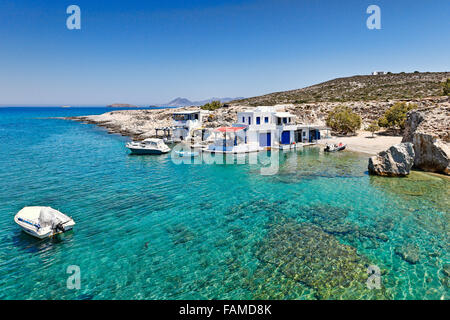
[394,244,420,264]
[368,143,415,176]
[298,204,390,245]
[300,204,353,236]
[225,198,285,221]
[256,215,390,299]
[165,223,196,245]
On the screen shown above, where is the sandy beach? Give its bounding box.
[322,131,403,155]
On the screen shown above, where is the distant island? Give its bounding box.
[107,103,141,108]
[106,98,245,109]
[163,97,245,107]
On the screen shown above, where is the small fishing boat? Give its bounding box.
[174,150,200,157]
[126,138,170,155]
[324,142,346,152]
[14,206,75,239]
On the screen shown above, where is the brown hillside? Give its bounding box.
[233,72,450,106]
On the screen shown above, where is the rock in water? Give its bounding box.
[368,143,415,176]
[412,133,449,175]
[402,107,450,175]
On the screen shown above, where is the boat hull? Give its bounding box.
[16,219,75,239]
[20,225,52,239]
[127,147,169,155]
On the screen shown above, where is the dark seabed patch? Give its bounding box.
[255,215,392,299]
[166,223,196,245]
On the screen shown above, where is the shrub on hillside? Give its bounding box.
[378,102,417,130]
[366,121,380,137]
[326,106,361,135]
[201,100,222,111]
[442,78,450,96]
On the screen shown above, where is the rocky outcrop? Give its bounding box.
[368,143,415,176]
[412,134,450,174]
[402,105,450,175]
[402,110,425,143]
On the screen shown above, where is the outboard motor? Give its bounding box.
[54,223,65,233]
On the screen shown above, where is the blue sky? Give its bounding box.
[0,0,449,106]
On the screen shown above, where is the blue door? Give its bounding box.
[281,131,290,144]
[309,130,315,142]
[309,130,319,142]
[259,133,271,147]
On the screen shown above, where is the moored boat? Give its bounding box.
[324,143,346,152]
[126,138,170,155]
[14,206,75,239]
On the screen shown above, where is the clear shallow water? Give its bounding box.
[0,107,448,300]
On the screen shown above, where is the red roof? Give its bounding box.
[214,127,246,133]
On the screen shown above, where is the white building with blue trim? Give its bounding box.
[171,110,209,142]
[206,106,329,153]
[236,106,325,148]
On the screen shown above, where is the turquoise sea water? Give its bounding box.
[0,107,448,300]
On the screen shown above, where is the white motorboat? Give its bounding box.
[14,206,76,239]
[126,138,171,155]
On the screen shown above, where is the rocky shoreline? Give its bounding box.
[66,97,448,139]
[65,96,449,175]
